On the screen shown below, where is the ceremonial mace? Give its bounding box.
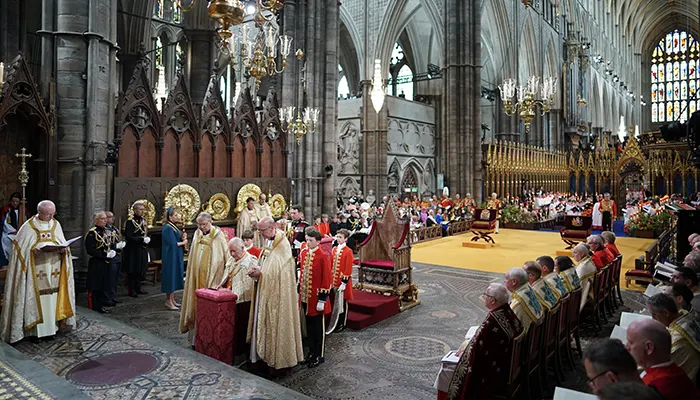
[15,148,32,226]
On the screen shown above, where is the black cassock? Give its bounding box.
[85,226,111,310]
[122,217,148,275]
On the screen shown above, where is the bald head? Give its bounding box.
[625,318,672,368]
[37,200,56,221]
[257,216,276,240]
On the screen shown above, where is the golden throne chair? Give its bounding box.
[356,200,419,311]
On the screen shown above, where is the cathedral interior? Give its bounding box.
[1,0,700,399]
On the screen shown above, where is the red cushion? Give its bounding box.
[353,259,360,266]
[625,270,653,278]
[361,259,394,270]
[561,230,589,239]
[471,221,494,230]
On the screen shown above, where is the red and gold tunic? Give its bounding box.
[331,244,354,301]
[600,199,617,215]
[298,247,332,316]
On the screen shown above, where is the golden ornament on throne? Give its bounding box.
[164,184,201,224]
[128,199,157,227]
[235,183,262,215]
[270,193,287,218]
[202,193,231,221]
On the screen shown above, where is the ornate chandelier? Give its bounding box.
[499,76,556,134]
[281,106,320,144]
[178,0,293,88]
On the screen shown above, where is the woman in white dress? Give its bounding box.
[592,194,603,230]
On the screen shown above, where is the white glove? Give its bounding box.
[106,250,116,259]
[339,283,346,291]
[143,237,151,244]
[316,301,325,312]
[116,241,126,250]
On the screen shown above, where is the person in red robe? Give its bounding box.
[588,234,615,268]
[313,215,331,237]
[601,231,621,258]
[443,283,523,400]
[298,227,332,368]
[329,229,354,332]
[625,318,700,400]
[241,229,262,258]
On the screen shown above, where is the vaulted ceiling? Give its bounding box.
[611,0,698,54]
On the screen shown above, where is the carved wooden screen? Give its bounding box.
[0,54,57,205]
[116,57,288,180]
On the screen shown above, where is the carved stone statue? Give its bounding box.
[338,122,360,174]
[366,189,376,207]
[388,163,400,194]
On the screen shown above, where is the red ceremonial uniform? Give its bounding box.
[331,244,354,301]
[605,243,621,258]
[246,245,261,258]
[298,247,332,316]
[592,247,614,268]
[641,363,700,400]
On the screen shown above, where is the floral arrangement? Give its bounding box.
[624,209,672,234]
[502,205,535,224]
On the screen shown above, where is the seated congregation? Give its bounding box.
[437,232,700,400]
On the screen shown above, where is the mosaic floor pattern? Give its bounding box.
[12,312,308,399]
[98,262,646,399]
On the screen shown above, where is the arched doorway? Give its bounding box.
[401,166,419,196]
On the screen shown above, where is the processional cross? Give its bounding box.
[15,147,32,226]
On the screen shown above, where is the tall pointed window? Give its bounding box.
[388,42,414,101]
[337,64,350,99]
[651,29,698,123]
[172,1,181,23]
[176,42,185,72]
[154,0,164,19]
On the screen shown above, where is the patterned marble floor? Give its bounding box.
[96,262,646,399]
[11,310,308,399]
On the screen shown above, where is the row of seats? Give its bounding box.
[499,255,624,399]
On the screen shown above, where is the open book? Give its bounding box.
[553,387,596,399]
[620,311,652,329]
[37,236,82,252]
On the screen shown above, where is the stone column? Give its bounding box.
[54,0,117,243]
[360,79,388,199]
[186,30,216,108]
[441,0,481,199]
[281,0,338,217]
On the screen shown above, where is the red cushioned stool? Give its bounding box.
[195,288,238,364]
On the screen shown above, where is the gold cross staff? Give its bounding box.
[15,147,32,186]
[15,147,32,226]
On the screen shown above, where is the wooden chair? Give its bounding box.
[557,295,575,371]
[357,200,418,311]
[469,209,497,244]
[602,265,615,318]
[611,255,624,306]
[490,330,527,400]
[541,303,563,393]
[567,287,583,358]
[559,215,592,249]
[584,268,608,330]
[521,314,546,400]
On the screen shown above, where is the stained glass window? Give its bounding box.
[172,1,181,23]
[154,0,164,19]
[652,29,698,123]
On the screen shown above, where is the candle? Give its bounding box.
[0,62,4,88]
[242,25,247,42]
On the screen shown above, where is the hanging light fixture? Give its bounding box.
[177,0,293,88]
[281,106,320,144]
[499,76,557,133]
[370,59,385,113]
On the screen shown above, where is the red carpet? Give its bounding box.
[346,290,400,330]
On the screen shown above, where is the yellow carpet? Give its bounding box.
[412,228,655,291]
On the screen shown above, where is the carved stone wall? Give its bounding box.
[336,98,362,201]
[386,97,437,197]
